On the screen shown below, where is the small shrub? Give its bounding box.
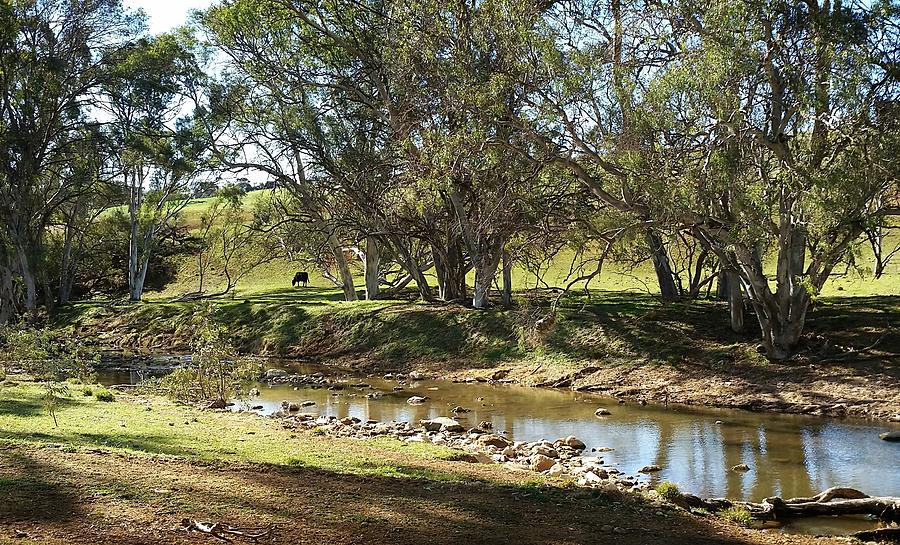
[719,506,753,528]
[94,389,115,402]
[82,386,94,396]
[655,481,682,502]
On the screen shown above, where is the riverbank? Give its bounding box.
[0,379,863,544]
[59,290,900,420]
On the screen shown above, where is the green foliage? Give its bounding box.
[655,481,682,502]
[0,328,100,426]
[159,304,261,404]
[718,506,753,528]
[82,386,94,397]
[93,388,115,402]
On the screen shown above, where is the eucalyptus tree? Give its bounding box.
[643,0,900,358]
[526,0,900,358]
[102,32,206,301]
[0,0,142,315]
[200,0,439,302]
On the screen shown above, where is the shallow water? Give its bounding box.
[97,359,900,536]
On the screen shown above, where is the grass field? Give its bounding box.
[0,379,844,545]
[148,190,898,301]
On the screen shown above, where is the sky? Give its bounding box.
[123,0,214,34]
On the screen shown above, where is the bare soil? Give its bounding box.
[0,444,855,545]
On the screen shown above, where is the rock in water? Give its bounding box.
[595,408,612,416]
[638,465,661,473]
[880,431,900,442]
[406,396,428,404]
[421,417,463,433]
[265,368,288,379]
[732,464,750,472]
[560,436,586,450]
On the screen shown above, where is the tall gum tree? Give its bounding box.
[519,0,899,358]
[0,0,141,315]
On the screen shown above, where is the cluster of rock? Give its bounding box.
[273,410,650,493]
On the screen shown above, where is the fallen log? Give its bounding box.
[855,527,900,543]
[682,487,900,524]
[181,519,277,543]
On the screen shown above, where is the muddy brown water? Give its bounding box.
[97,360,900,536]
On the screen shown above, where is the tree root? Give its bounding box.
[181,519,277,542]
[681,487,900,524]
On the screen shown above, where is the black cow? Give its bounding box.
[292,271,309,287]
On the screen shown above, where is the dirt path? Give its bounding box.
[0,445,855,545]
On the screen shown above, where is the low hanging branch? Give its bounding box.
[680,487,900,524]
[181,519,278,543]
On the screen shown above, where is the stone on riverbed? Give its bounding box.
[638,465,661,473]
[421,417,463,433]
[531,444,559,458]
[531,454,556,472]
[595,408,612,416]
[407,396,429,404]
[265,368,288,379]
[880,431,900,442]
[546,463,566,477]
[557,436,586,450]
[478,434,511,448]
[732,463,750,472]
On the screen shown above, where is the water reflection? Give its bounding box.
[98,364,900,504]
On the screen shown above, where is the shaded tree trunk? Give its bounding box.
[364,236,380,301]
[646,228,678,300]
[432,239,467,301]
[727,269,744,333]
[501,249,512,307]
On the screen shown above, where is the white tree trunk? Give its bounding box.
[473,248,503,309]
[327,233,357,302]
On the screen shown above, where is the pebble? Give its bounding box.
[595,407,612,416]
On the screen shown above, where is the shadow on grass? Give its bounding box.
[0,450,84,522]
[0,440,764,545]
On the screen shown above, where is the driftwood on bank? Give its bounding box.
[680,487,900,524]
[181,519,277,543]
[855,528,900,543]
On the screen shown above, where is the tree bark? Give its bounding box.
[727,269,744,333]
[364,236,380,300]
[432,239,467,301]
[646,228,678,300]
[327,233,357,302]
[501,249,512,307]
